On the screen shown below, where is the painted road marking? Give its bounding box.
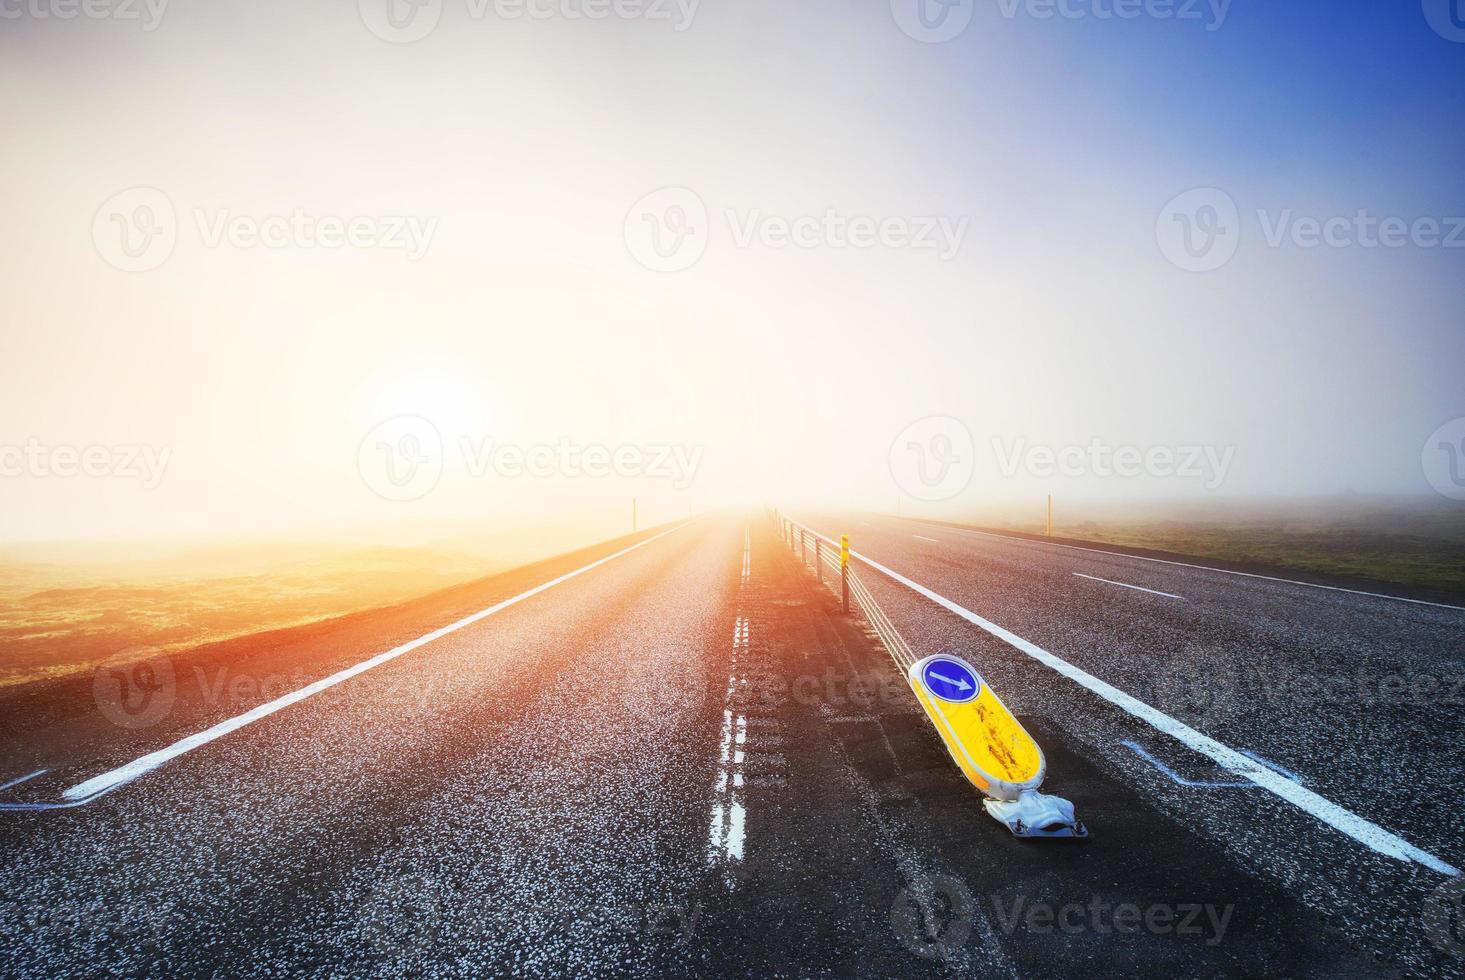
[1073,572,1185,600]
[18,523,693,810]
[924,521,1465,612]
[787,518,1460,876]
[709,525,763,871]
[914,535,941,544]
[0,770,47,792]
[1123,741,1304,789]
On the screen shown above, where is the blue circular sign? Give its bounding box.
[920,657,980,704]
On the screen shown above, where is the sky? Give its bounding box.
[0,0,1462,545]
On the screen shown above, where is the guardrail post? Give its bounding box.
[800,528,806,565]
[815,539,822,582]
[840,534,849,613]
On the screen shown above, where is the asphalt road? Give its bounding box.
[0,512,1459,977]
[786,508,1465,977]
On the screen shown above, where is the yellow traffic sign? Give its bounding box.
[908,653,1045,801]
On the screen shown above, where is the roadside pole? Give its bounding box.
[840,534,849,614]
[816,539,822,582]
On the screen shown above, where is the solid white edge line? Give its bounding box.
[1073,572,1185,600]
[785,517,1460,877]
[62,523,693,803]
[919,520,1465,612]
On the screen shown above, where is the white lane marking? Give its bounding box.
[788,519,1460,877]
[913,535,941,544]
[1122,741,1304,789]
[1073,572,1184,600]
[59,523,692,805]
[710,528,757,868]
[923,521,1465,612]
[0,769,47,792]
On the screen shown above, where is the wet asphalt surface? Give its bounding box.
[788,508,1465,978]
[0,513,1459,977]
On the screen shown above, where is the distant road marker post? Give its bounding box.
[840,534,850,613]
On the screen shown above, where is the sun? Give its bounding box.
[352,352,513,441]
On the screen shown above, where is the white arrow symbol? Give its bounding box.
[928,669,973,692]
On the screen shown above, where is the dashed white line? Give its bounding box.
[786,518,1460,877]
[921,521,1465,612]
[710,527,756,868]
[54,523,693,807]
[1073,572,1184,600]
[913,535,941,544]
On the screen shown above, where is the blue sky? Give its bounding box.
[0,1,1462,540]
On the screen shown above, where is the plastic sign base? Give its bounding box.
[908,653,1087,839]
[983,789,1089,839]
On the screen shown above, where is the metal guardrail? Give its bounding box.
[772,509,1088,839]
[774,512,917,673]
